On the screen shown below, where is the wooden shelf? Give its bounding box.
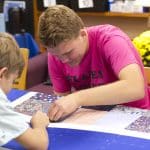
[33,0,150,51]
[77,12,150,18]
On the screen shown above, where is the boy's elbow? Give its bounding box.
[133,84,145,100]
[137,89,145,99]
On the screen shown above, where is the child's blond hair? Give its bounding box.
[0,32,24,77]
[38,5,84,48]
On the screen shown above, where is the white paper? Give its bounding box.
[78,0,94,9]
[142,0,150,7]
[0,13,6,32]
[48,105,150,140]
[43,0,56,7]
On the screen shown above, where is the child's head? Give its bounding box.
[38,5,84,48]
[0,32,24,93]
[38,5,89,67]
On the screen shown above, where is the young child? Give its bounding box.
[0,33,49,150]
[38,5,150,121]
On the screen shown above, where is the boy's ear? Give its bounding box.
[80,28,87,37]
[0,67,8,79]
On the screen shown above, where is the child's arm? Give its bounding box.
[77,64,145,106]
[48,64,145,121]
[15,111,49,150]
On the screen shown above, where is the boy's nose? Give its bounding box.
[60,57,70,63]
[57,54,70,63]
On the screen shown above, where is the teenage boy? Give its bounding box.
[38,5,150,121]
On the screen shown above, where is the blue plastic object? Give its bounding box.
[14,33,39,58]
[7,89,27,102]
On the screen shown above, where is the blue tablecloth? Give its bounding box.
[3,89,150,150]
[4,127,150,150]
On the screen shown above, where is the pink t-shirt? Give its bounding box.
[48,25,150,109]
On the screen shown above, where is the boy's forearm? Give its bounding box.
[76,80,145,107]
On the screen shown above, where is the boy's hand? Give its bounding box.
[48,95,79,121]
[31,111,49,128]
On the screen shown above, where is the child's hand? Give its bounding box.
[31,111,49,128]
[48,94,79,121]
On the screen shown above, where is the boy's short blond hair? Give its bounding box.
[38,5,84,48]
[0,32,24,77]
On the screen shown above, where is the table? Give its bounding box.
[3,89,150,150]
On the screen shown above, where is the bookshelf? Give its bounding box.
[77,12,150,18]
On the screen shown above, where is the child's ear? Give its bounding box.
[0,67,8,79]
[80,29,87,37]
